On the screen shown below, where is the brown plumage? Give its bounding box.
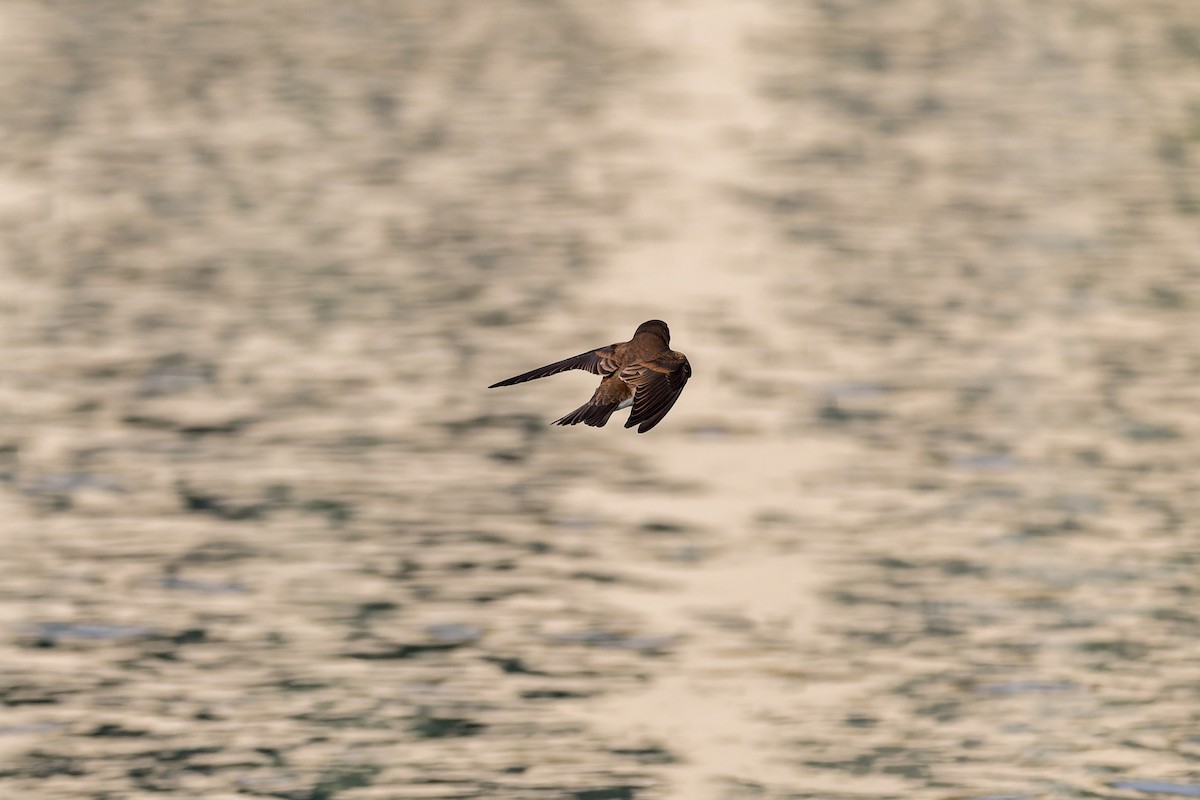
[488,319,692,433]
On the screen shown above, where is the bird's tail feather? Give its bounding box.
[554,402,617,428]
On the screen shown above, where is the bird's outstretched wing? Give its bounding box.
[489,346,619,388]
[621,354,691,433]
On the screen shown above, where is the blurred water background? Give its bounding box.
[1,1,1199,798]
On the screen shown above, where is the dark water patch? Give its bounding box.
[570,787,639,800]
[21,473,126,495]
[124,413,255,437]
[339,434,387,449]
[177,483,270,521]
[551,515,603,530]
[309,764,382,800]
[737,185,824,215]
[234,771,311,797]
[0,750,87,779]
[471,586,535,604]
[843,713,878,728]
[611,746,676,765]
[303,498,353,524]
[875,556,988,582]
[520,688,594,700]
[0,442,18,482]
[140,746,222,763]
[254,747,286,767]
[546,630,678,654]
[1054,493,1106,516]
[168,627,208,645]
[830,589,903,609]
[275,676,330,692]
[978,680,1078,696]
[436,557,520,575]
[915,699,960,722]
[1017,520,1084,539]
[350,600,399,624]
[964,485,1025,504]
[87,723,149,737]
[920,614,966,639]
[659,545,707,563]
[938,558,987,577]
[804,744,936,780]
[20,622,157,647]
[639,520,689,534]
[264,484,295,504]
[610,477,701,495]
[715,777,770,798]
[159,574,250,594]
[119,414,178,432]
[344,640,467,660]
[571,571,621,584]
[176,539,259,564]
[818,401,886,424]
[1110,781,1200,797]
[1153,606,1199,624]
[126,746,237,792]
[951,453,1020,471]
[425,623,484,645]
[343,623,481,658]
[687,423,742,439]
[841,627,912,647]
[1123,422,1182,442]
[802,750,891,777]
[137,353,217,396]
[1142,284,1190,309]
[409,713,486,739]
[18,472,126,510]
[1079,639,1149,661]
[0,722,70,735]
[754,508,797,525]
[824,381,893,400]
[292,709,390,729]
[444,413,546,438]
[0,684,74,707]
[979,640,1042,660]
[482,655,548,676]
[391,557,422,580]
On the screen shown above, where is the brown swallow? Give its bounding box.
[488,319,691,433]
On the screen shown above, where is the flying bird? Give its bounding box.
[488,319,691,433]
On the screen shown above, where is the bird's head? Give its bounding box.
[636,319,671,344]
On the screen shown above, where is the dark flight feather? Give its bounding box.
[624,358,692,433]
[488,346,618,388]
[554,401,620,428]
